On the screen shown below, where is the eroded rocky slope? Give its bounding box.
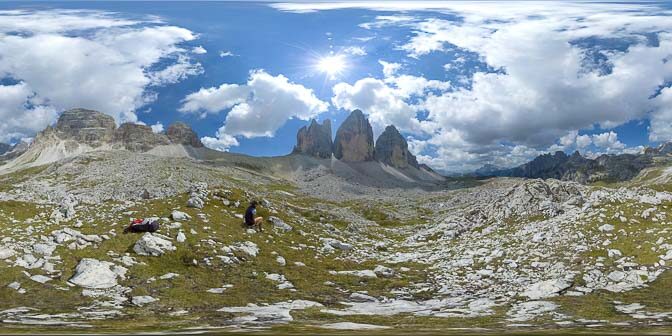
[2,109,672,333]
[1,148,672,333]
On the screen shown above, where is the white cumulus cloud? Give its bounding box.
[181,70,328,146]
[307,2,672,171]
[592,131,626,152]
[0,9,202,142]
[192,45,207,54]
[150,122,165,133]
[332,61,450,136]
[202,133,239,152]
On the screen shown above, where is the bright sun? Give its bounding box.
[317,55,347,78]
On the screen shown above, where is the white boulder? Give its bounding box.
[269,216,292,231]
[598,224,615,232]
[171,210,191,221]
[132,296,158,306]
[522,278,572,299]
[373,265,395,278]
[69,258,120,289]
[133,233,176,256]
[0,247,15,260]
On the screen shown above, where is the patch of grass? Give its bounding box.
[555,270,672,323]
[0,165,50,192]
[579,200,671,265]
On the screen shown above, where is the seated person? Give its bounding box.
[244,200,263,232]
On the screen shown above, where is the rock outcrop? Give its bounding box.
[114,123,170,152]
[374,125,418,169]
[293,119,333,159]
[54,108,116,147]
[334,110,374,162]
[167,122,204,148]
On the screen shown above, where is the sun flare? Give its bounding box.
[316,54,347,78]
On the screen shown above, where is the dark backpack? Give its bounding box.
[129,220,159,233]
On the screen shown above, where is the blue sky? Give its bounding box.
[1,1,672,172]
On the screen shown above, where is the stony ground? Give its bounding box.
[2,150,672,334]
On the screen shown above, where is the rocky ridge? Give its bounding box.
[39,108,201,154]
[484,150,657,183]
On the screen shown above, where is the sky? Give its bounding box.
[0,1,672,173]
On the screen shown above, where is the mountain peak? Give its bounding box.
[374,125,419,169]
[333,110,374,162]
[53,108,116,147]
[293,119,332,159]
[167,122,204,148]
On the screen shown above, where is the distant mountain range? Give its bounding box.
[473,147,672,183]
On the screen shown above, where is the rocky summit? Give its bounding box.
[333,110,375,162]
[374,125,419,169]
[166,122,204,148]
[293,119,333,159]
[54,108,116,147]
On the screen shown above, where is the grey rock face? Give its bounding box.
[374,125,419,169]
[167,122,204,147]
[293,119,333,159]
[114,123,171,152]
[334,110,374,162]
[55,108,116,146]
[0,141,29,160]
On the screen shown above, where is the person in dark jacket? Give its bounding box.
[244,200,264,232]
